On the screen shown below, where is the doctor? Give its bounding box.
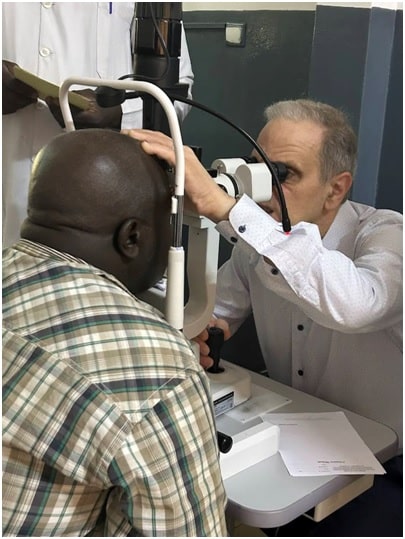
[2,1,194,248]
[127,99,403,536]
[126,99,403,452]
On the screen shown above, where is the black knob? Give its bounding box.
[217,431,233,453]
[207,326,225,374]
[95,86,126,108]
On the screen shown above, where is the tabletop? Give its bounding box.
[216,367,398,528]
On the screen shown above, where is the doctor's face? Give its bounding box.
[255,118,333,234]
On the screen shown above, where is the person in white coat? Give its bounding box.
[2,2,194,248]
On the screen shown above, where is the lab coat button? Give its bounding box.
[41,2,53,8]
[298,369,304,376]
[39,47,51,57]
[271,267,279,275]
[230,236,238,243]
[238,225,246,233]
[297,324,304,331]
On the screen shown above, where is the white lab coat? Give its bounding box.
[2,2,194,247]
[216,196,403,450]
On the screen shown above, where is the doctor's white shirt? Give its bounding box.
[215,195,403,450]
[2,2,194,247]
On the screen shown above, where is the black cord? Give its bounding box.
[164,94,292,233]
[114,89,291,232]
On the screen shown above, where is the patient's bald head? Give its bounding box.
[21,129,172,294]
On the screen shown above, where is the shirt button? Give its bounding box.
[230,236,238,243]
[238,225,246,233]
[297,324,304,331]
[271,268,279,275]
[39,47,51,57]
[41,2,53,8]
[298,369,304,376]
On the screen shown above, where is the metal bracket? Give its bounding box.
[184,21,247,47]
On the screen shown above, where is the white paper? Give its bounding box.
[263,411,386,476]
[227,383,291,423]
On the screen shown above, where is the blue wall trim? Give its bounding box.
[353,7,397,206]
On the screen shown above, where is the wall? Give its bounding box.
[376,8,402,210]
[181,7,315,167]
[308,4,403,212]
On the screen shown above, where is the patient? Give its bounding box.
[2,129,227,537]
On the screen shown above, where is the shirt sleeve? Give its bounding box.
[216,194,403,333]
[175,24,194,122]
[105,371,228,537]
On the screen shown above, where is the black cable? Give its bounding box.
[106,87,291,232]
[163,94,292,233]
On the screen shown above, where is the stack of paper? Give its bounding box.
[263,411,386,476]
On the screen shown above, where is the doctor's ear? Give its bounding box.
[325,172,353,209]
[115,218,140,259]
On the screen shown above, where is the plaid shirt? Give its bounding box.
[3,240,227,537]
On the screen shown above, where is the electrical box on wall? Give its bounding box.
[225,22,246,47]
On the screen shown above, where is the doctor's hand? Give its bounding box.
[193,318,231,370]
[45,89,122,130]
[2,60,38,114]
[123,129,237,223]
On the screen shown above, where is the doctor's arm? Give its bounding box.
[128,129,403,334]
[124,128,236,221]
[223,196,403,332]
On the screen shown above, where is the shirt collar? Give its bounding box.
[12,239,129,292]
[322,201,359,256]
[15,238,87,265]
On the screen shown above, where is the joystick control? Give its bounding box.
[206,326,225,373]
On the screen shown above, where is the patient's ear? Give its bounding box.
[325,172,353,210]
[115,218,140,259]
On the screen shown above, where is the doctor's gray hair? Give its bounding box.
[264,99,357,183]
